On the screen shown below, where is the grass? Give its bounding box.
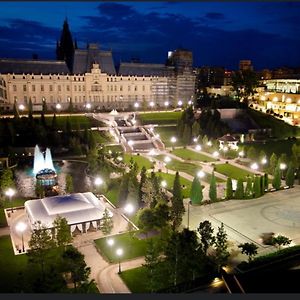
[156,172,192,199]
[104,178,121,207]
[244,138,300,157]
[154,126,184,147]
[0,235,28,292]
[44,115,92,129]
[214,163,254,180]
[172,148,216,162]
[92,131,112,145]
[0,198,27,227]
[104,144,124,153]
[120,266,150,293]
[248,109,300,138]
[124,154,153,170]
[138,111,182,125]
[94,232,157,263]
[156,154,200,177]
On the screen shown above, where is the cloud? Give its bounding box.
[205,12,225,20]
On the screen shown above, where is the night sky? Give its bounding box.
[0,1,300,70]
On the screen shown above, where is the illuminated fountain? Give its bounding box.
[33,145,57,187]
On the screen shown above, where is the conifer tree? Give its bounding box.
[190,176,203,205]
[285,163,295,188]
[264,173,269,191]
[171,172,184,229]
[245,176,253,198]
[253,176,261,198]
[235,178,244,199]
[101,208,113,235]
[269,153,278,175]
[139,166,147,206]
[272,164,281,190]
[225,177,233,200]
[209,172,217,201]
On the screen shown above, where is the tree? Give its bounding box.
[209,172,217,201]
[190,176,203,205]
[182,124,192,145]
[101,208,113,235]
[27,221,56,279]
[285,163,295,188]
[42,98,47,114]
[141,178,155,208]
[192,121,200,138]
[225,177,233,200]
[137,208,157,234]
[68,98,74,113]
[197,220,215,255]
[171,172,184,230]
[118,174,129,206]
[269,153,278,175]
[143,239,162,292]
[0,168,15,195]
[214,223,230,272]
[244,176,253,198]
[51,113,58,130]
[65,174,74,194]
[291,144,300,169]
[253,176,261,198]
[238,243,258,262]
[154,202,170,230]
[258,150,266,162]
[264,173,269,191]
[53,216,72,249]
[62,246,91,290]
[247,146,256,160]
[235,178,244,199]
[271,235,292,250]
[138,166,147,206]
[272,164,281,190]
[13,100,20,119]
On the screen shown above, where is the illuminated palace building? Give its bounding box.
[256,79,300,125]
[0,20,195,112]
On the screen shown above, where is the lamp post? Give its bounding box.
[16,222,27,252]
[18,104,25,116]
[107,238,114,247]
[251,162,259,171]
[164,101,169,110]
[5,188,15,212]
[86,103,92,111]
[164,156,171,174]
[197,170,205,179]
[280,163,287,179]
[56,103,61,115]
[195,144,202,151]
[116,248,123,274]
[94,177,103,194]
[124,203,135,215]
[170,136,177,150]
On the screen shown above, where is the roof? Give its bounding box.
[218,134,238,142]
[118,62,175,76]
[0,59,69,75]
[73,49,116,75]
[25,192,112,228]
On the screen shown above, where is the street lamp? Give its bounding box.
[207,141,212,147]
[124,203,135,215]
[188,100,193,106]
[238,151,245,158]
[16,222,27,252]
[251,163,259,171]
[197,170,205,179]
[280,163,287,178]
[134,102,139,109]
[164,101,169,109]
[164,156,171,173]
[261,157,267,165]
[107,238,114,247]
[94,177,103,194]
[86,103,92,110]
[170,136,177,149]
[149,101,155,110]
[161,180,167,188]
[178,100,183,107]
[56,103,61,110]
[195,145,202,151]
[19,104,25,111]
[116,248,123,274]
[212,151,219,158]
[5,188,15,212]
[128,140,134,147]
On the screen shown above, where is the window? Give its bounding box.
[142,86,145,92]
[58,85,61,92]
[23,85,26,92]
[128,86,131,92]
[49,85,53,92]
[74,85,77,92]
[13,85,17,92]
[32,85,35,92]
[120,86,123,91]
[83,86,85,92]
[79,85,81,92]
[41,85,44,92]
[66,85,70,91]
[134,86,137,91]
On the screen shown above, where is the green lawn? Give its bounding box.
[138,111,182,125]
[120,266,150,293]
[94,232,156,263]
[248,109,300,138]
[172,148,216,162]
[0,235,28,292]
[104,144,124,153]
[153,126,184,147]
[214,163,254,180]
[156,172,192,198]
[44,115,92,129]
[104,178,121,207]
[244,138,300,157]
[124,154,153,170]
[156,155,201,177]
[0,198,27,227]
[92,131,112,144]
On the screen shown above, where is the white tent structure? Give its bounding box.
[25,192,112,234]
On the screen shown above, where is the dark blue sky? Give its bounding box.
[0,1,300,70]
